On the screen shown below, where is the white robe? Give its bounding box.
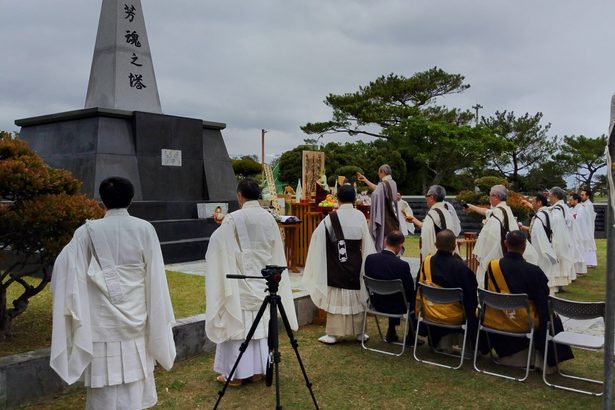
[529,208,558,290]
[442,201,462,236]
[50,208,176,410]
[473,202,538,288]
[302,203,376,315]
[205,201,297,380]
[420,202,455,260]
[549,200,576,286]
[398,198,415,235]
[582,199,598,266]
[570,203,589,275]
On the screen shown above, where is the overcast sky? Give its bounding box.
[1,1,614,160]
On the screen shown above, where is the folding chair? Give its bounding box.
[543,296,605,396]
[413,283,468,370]
[362,276,414,356]
[473,288,534,382]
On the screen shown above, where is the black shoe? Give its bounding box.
[385,332,399,343]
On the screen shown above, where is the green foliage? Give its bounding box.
[521,160,567,193]
[0,132,104,336]
[277,141,407,193]
[481,111,557,190]
[555,134,607,190]
[474,176,508,193]
[301,67,507,190]
[231,157,262,179]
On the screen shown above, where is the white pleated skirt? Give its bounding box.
[321,287,365,315]
[214,338,268,380]
[86,374,157,410]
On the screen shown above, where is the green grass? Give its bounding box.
[22,323,609,409]
[0,271,204,356]
[3,239,613,409]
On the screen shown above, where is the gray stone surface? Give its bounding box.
[85,0,162,113]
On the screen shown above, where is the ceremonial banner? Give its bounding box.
[301,151,325,200]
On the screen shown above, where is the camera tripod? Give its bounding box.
[213,268,319,410]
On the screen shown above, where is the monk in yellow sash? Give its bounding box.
[482,231,573,368]
[415,230,478,350]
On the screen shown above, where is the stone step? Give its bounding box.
[151,218,219,243]
[161,237,209,264]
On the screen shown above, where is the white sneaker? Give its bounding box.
[356,333,369,342]
[318,335,337,345]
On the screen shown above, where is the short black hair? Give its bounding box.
[505,230,526,251]
[237,178,260,200]
[385,230,405,247]
[435,229,457,252]
[534,193,549,207]
[99,177,134,209]
[337,184,356,203]
[581,186,592,197]
[570,193,582,202]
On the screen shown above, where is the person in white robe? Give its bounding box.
[468,184,538,288]
[407,185,455,261]
[442,200,462,237]
[205,178,298,386]
[396,192,415,236]
[50,177,176,410]
[303,185,376,344]
[548,187,576,287]
[568,193,590,276]
[580,187,598,267]
[520,193,558,293]
[357,164,403,252]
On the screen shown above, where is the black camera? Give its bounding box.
[261,265,287,283]
[461,201,469,209]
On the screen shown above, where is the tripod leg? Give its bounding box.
[277,300,320,410]
[269,295,282,410]
[213,295,271,410]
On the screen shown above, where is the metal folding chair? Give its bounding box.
[543,296,605,396]
[413,283,468,370]
[362,276,414,356]
[473,288,534,382]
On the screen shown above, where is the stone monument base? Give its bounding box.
[16,108,238,262]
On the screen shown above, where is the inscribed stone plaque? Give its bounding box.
[161,149,182,166]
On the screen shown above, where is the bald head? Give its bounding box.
[435,229,457,253]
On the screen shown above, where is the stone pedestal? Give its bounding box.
[17,108,238,262]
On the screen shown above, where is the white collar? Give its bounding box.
[381,175,392,181]
[104,208,129,217]
[241,200,261,209]
[338,203,354,210]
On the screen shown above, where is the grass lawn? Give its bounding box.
[0,271,205,356]
[3,238,613,409]
[23,322,608,409]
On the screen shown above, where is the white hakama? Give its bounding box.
[214,339,268,380]
[205,201,297,381]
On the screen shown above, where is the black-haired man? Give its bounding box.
[205,178,298,386]
[303,184,376,344]
[364,230,414,343]
[50,177,176,409]
[483,231,573,369]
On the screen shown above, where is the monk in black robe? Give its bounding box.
[483,230,573,367]
[416,229,479,350]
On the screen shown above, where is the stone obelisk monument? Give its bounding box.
[16,0,237,262]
